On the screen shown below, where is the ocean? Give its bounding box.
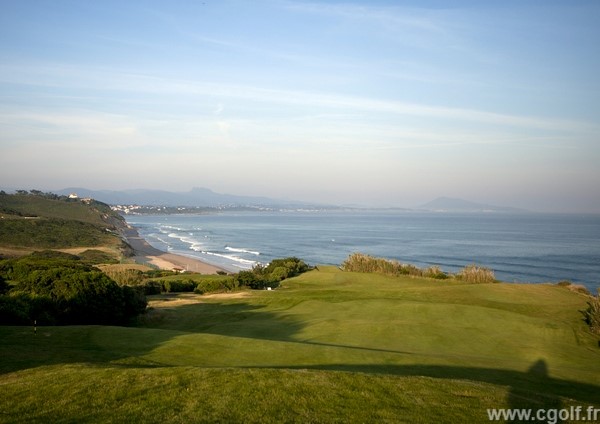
[126,210,600,291]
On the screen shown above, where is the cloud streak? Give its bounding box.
[1,63,595,136]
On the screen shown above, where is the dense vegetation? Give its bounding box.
[101,267,240,295]
[233,257,310,289]
[0,190,119,225]
[102,257,310,294]
[585,290,600,335]
[0,191,124,250]
[342,252,495,282]
[0,252,146,325]
[0,218,117,249]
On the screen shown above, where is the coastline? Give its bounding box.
[122,225,226,274]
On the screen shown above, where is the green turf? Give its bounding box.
[1,267,599,423]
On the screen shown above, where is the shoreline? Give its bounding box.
[122,225,227,274]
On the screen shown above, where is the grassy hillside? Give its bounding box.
[0,193,114,225]
[1,267,598,422]
[0,193,124,254]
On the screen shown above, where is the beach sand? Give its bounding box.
[123,226,226,274]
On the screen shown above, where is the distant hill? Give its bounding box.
[56,187,321,208]
[418,197,526,213]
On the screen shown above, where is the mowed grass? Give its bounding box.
[1,267,599,423]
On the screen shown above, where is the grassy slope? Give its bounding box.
[1,268,599,423]
[0,195,122,253]
[0,195,109,225]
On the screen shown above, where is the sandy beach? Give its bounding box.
[123,226,226,274]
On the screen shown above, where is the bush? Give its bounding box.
[194,277,238,294]
[139,280,163,295]
[584,290,600,336]
[0,252,147,325]
[122,286,149,318]
[0,275,9,295]
[424,266,448,280]
[0,294,30,325]
[234,270,267,290]
[78,249,118,264]
[456,264,496,284]
[103,268,145,286]
[143,269,178,278]
[233,258,310,290]
[162,279,196,293]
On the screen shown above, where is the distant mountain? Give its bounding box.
[55,187,321,208]
[418,197,526,213]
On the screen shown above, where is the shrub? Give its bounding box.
[233,258,310,290]
[264,258,309,277]
[143,269,178,278]
[234,270,267,290]
[78,249,118,264]
[122,286,149,317]
[0,294,30,325]
[139,280,163,295]
[0,275,8,295]
[584,290,600,336]
[0,252,147,325]
[103,268,144,286]
[162,279,196,293]
[424,266,448,280]
[456,264,496,284]
[556,281,590,295]
[194,277,238,294]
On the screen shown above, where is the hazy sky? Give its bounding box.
[1,0,599,211]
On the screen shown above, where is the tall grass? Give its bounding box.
[342,253,495,283]
[456,264,496,284]
[342,253,446,279]
[584,290,600,335]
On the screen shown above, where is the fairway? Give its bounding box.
[1,267,599,423]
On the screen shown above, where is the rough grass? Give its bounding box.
[0,194,124,253]
[0,194,110,226]
[1,267,599,422]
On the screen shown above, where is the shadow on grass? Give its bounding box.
[262,360,599,407]
[506,359,564,423]
[1,299,599,410]
[0,300,304,375]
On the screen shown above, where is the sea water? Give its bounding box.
[126,210,600,291]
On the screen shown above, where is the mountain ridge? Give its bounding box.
[55,187,323,208]
[418,197,526,213]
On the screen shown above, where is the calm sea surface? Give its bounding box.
[126,211,600,291]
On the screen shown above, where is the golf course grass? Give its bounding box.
[1,267,599,423]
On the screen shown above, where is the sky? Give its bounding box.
[0,0,599,212]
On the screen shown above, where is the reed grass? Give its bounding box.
[343,253,497,282]
[456,264,496,284]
